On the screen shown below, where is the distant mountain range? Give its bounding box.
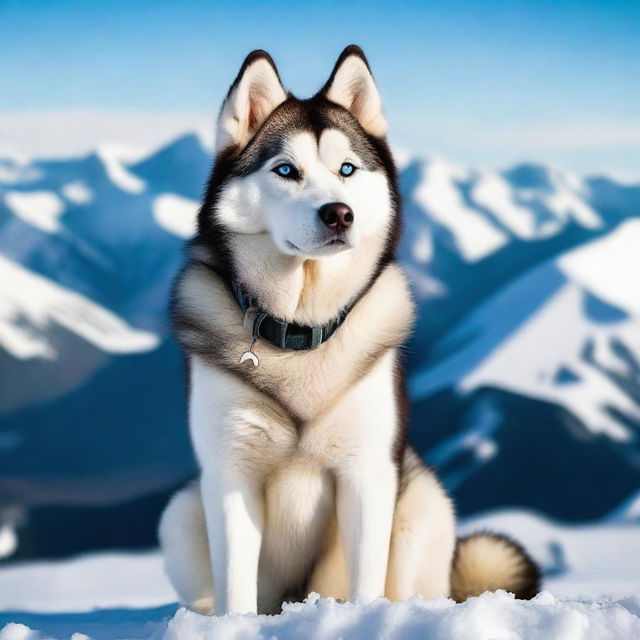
[1,134,638,558]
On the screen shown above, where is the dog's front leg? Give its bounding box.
[336,459,397,602]
[190,359,265,615]
[200,466,263,615]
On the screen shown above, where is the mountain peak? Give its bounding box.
[502,163,557,191]
[127,132,211,199]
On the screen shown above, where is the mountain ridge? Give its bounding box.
[1,133,638,557]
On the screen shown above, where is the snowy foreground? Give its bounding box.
[2,592,639,640]
[1,511,639,639]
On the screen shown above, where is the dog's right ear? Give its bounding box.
[320,45,387,138]
[216,50,287,153]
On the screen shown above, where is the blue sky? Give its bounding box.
[1,0,639,178]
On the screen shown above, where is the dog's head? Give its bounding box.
[197,46,399,271]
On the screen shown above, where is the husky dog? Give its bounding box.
[159,45,540,616]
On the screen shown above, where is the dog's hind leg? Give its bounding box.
[385,451,456,601]
[158,481,214,614]
[308,451,456,603]
[306,517,349,601]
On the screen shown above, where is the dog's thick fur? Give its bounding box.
[159,45,540,615]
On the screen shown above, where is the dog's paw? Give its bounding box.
[187,597,215,615]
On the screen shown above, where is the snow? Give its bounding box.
[0,158,41,185]
[410,221,640,442]
[0,552,173,613]
[545,186,601,230]
[460,282,638,441]
[0,624,34,640]
[410,229,432,264]
[413,158,509,261]
[61,181,93,205]
[403,159,605,265]
[390,145,412,171]
[497,164,602,234]
[4,191,64,233]
[153,193,198,238]
[1,591,639,640]
[0,512,638,639]
[610,490,640,523]
[0,255,159,359]
[163,592,640,640]
[459,223,640,440]
[95,147,146,194]
[472,172,538,238]
[460,511,640,601]
[559,219,640,316]
[1,135,640,638]
[0,525,17,559]
[0,110,213,159]
[403,264,447,299]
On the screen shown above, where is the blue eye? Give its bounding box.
[340,162,355,177]
[274,163,296,178]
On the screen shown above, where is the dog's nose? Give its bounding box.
[318,202,354,231]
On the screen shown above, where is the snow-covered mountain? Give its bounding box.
[0,134,638,558]
[398,157,640,520]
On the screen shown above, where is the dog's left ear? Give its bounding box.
[216,50,288,153]
[320,45,387,138]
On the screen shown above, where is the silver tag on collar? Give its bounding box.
[239,336,259,367]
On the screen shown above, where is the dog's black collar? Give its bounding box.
[232,281,346,351]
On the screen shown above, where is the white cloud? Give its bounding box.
[391,116,640,183]
[0,110,214,160]
[1,109,638,183]
[457,121,640,151]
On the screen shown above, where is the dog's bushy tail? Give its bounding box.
[450,532,541,602]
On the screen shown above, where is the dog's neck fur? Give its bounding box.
[174,257,414,424]
[193,222,392,327]
[228,228,390,326]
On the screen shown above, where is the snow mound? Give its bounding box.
[95,147,146,194]
[559,218,640,316]
[612,490,640,522]
[0,255,159,359]
[2,592,639,640]
[61,181,93,205]
[472,171,539,238]
[413,158,508,261]
[0,512,638,638]
[471,165,602,239]
[153,193,198,238]
[401,158,605,267]
[4,191,64,233]
[0,525,17,560]
[461,510,640,601]
[0,623,34,640]
[0,552,172,613]
[167,592,640,640]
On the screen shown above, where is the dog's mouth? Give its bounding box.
[321,237,346,248]
[285,236,349,255]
